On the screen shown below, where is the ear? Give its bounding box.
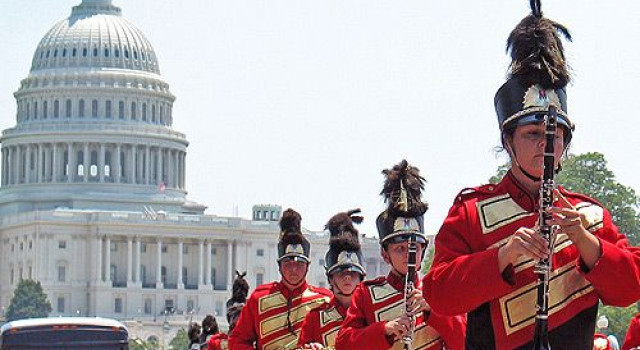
[380,247,390,265]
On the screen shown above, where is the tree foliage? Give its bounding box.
[598,303,638,345]
[490,152,640,245]
[5,279,52,321]
[169,328,189,350]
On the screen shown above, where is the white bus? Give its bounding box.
[0,317,128,350]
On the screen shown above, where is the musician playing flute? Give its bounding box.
[336,160,466,350]
[297,209,367,350]
[228,209,332,350]
[422,2,640,349]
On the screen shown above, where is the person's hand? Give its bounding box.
[384,314,414,340]
[548,191,590,244]
[498,226,549,272]
[301,342,325,350]
[405,288,430,315]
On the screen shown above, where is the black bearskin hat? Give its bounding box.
[376,160,429,246]
[495,0,574,146]
[324,209,366,278]
[277,208,311,263]
[226,271,249,332]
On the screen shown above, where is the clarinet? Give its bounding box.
[402,232,418,350]
[531,106,558,350]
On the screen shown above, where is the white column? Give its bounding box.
[135,238,141,284]
[83,143,89,182]
[25,145,31,184]
[156,147,166,185]
[173,151,179,189]
[205,242,212,286]
[99,143,105,183]
[167,150,173,187]
[115,144,121,183]
[104,236,111,282]
[67,143,74,182]
[51,143,58,182]
[96,237,103,282]
[198,241,204,286]
[127,238,133,284]
[156,240,163,287]
[227,241,233,291]
[177,241,184,288]
[145,146,150,185]
[130,145,136,184]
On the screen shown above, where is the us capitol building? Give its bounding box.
[0,0,388,342]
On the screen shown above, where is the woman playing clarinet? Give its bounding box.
[422,2,640,349]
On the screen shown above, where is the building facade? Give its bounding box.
[0,0,388,342]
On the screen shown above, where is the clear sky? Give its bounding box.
[1,1,639,237]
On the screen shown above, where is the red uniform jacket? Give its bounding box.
[423,171,640,350]
[228,281,331,350]
[335,272,466,350]
[207,333,228,350]
[297,296,347,348]
[623,314,640,350]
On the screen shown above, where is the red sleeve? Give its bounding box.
[623,314,640,350]
[422,202,514,315]
[297,309,321,347]
[228,293,258,350]
[426,311,467,350]
[581,208,640,306]
[335,284,393,350]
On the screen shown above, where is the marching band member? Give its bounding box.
[336,160,466,350]
[423,2,640,349]
[209,271,249,350]
[228,209,331,350]
[298,209,367,350]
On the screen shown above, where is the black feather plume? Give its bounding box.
[507,14,572,89]
[380,160,428,217]
[279,208,301,233]
[326,209,362,252]
[227,270,249,308]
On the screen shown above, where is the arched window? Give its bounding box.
[104,151,111,177]
[54,49,58,57]
[66,99,72,118]
[142,103,147,121]
[54,100,59,118]
[105,100,112,119]
[90,151,98,177]
[159,105,163,124]
[79,99,85,118]
[34,102,38,119]
[118,101,124,119]
[26,102,30,120]
[46,50,50,58]
[131,102,137,120]
[115,49,120,58]
[104,48,109,57]
[151,104,156,122]
[82,48,87,57]
[72,48,77,57]
[92,99,98,118]
[43,101,48,119]
[133,51,138,60]
[77,150,84,176]
[93,48,98,57]
[62,48,67,57]
[124,49,129,59]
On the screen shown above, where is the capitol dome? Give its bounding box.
[31,0,159,74]
[0,0,199,215]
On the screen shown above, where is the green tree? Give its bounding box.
[489,152,640,245]
[598,303,637,344]
[5,279,52,321]
[169,328,189,350]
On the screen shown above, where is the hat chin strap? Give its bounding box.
[507,139,562,183]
